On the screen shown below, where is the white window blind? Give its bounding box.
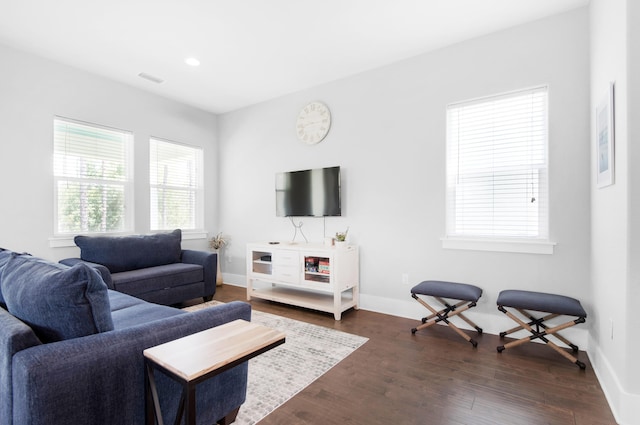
[150,138,203,231]
[446,86,548,239]
[53,117,132,234]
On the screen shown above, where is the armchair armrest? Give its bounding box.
[181,249,217,298]
[11,301,251,425]
[59,257,113,288]
[0,308,42,425]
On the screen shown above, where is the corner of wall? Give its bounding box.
[588,333,639,425]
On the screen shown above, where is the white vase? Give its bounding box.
[334,241,347,249]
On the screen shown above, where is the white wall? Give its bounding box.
[218,8,591,342]
[627,0,640,409]
[590,1,640,424]
[0,43,219,260]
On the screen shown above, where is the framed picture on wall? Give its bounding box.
[596,82,615,188]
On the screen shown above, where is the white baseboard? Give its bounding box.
[587,336,639,425]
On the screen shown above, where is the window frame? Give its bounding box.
[52,116,134,237]
[443,86,555,254]
[149,137,204,232]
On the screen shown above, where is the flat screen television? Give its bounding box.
[276,166,341,217]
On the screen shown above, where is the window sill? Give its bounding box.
[49,230,208,248]
[441,237,556,255]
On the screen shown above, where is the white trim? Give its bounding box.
[149,137,204,231]
[448,84,549,108]
[588,334,639,425]
[181,229,208,240]
[49,236,76,248]
[441,237,556,254]
[446,86,549,240]
[53,116,134,236]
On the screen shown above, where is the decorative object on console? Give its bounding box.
[335,228,348,242]
[209,232,228,286]
[335,227,349,248]
[296,101,331,144]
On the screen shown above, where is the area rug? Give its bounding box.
[183,301,368,425]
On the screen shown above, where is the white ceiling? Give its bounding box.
[0,0,588,114]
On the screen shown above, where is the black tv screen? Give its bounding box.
[276,166,341,217]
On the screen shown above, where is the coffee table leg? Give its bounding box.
[145,361,165,425]
[183,384,197,425]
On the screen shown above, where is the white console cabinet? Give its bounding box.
[246,242,359,320]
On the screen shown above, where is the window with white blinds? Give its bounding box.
[446,86,549,240]
[150,138,203,231]
[53,117,133,235]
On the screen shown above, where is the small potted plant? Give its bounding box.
[209,232,227,251]
[209,232,227,286]
[335,228,349,248]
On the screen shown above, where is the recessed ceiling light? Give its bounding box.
[185,57,200,67]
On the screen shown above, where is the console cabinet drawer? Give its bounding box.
[273,250,298,266]
[273,265,299,283]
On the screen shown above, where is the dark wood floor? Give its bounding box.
[210,284,617,425]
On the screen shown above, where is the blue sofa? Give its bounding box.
[0,248,250,425]
[60,229,217,305]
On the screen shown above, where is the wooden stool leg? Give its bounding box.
[411,296,454,331]
[411,295,479,347]
[434,297,483,333]
[497,307,586,369]
[443,320,478,347]
[515,309,579,351]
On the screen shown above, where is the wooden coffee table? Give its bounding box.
[144,319,285,425]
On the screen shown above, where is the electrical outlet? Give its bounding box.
[402,273,409,285]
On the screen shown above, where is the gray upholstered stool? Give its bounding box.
[496,289,587,369]
[410,280,483,347]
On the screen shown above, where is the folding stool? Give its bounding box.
[410,280,483,347]
[496,289,587,369]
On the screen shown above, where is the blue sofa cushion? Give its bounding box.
[0,249,32,307]
[75,229,182,273]
[108,289,147,312]
[0,249,12,306]
[111,263,203,295]
[1,255,114,343]
[111,301,185,329]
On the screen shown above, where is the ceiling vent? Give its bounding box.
[138,72,164,84]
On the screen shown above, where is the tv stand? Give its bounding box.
[246,242,359,320]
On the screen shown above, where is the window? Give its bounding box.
[53,117,133,235]
[446,86,548,241]
[150,138,203,231]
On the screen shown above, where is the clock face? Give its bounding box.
[296,102,331,144]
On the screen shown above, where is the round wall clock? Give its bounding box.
[296,101,331,145]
